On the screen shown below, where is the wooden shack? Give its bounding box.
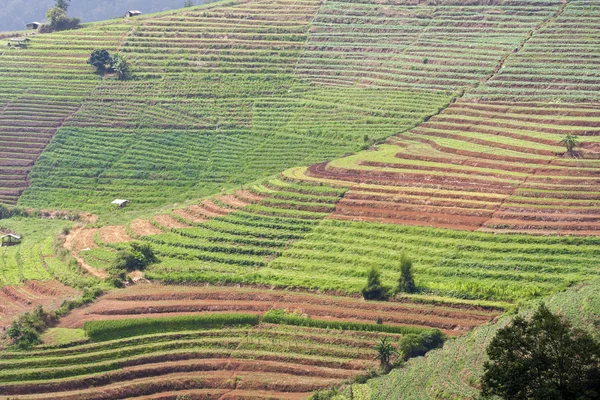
[125,10,142,17]
[26,22,42,30]
[1,234,21,247]
[111,199,129,208]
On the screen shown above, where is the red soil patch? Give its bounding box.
[98,226,132,244]
[217,194,251,208]
[63,227,107,279]
[0,280,79,330]
[153,214,191,229]
[130,219,162,237]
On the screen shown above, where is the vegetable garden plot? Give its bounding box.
[472,0,600,102]
[296,0,562,89]
[297,100,600,235]
[58,284,499,335]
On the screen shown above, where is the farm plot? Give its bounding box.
[472,0,600,102]
[367,280,600,400]
[0,282,497,400]
[0,218,92,288]
[0,21,132,205]
[138,178,349,284]
[296,0,562,89]
[81,176,600,303]
[57,284,500,336]
[298,100,600,235]
[0,280,79,330]
[269,218,600,302]
[0,322,386,399]
[0,218,89,328]
[22,83,450,211]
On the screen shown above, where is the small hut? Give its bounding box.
[111,199,129,208]
[0,234,21,247]
[125,10,142,17]
[26,22,42,30]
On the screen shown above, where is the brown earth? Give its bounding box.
[58,284,499,335]
[0,280,79,330]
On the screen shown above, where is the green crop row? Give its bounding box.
[84,313,260,341]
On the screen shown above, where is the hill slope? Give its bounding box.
[1,0,600,399]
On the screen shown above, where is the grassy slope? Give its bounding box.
[366,280,600,400]
[0,218,92,287]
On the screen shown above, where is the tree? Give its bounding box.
[374,337,399,373]
[46,7,68,29]
[55,0,70,11]
[5,306,55,349]
[362,266,389,300]
[396,252,416,293]
[87,49,111,73]
[109,53,131,80]
[481,304,600,400]
[184,0,194,7]
[559,134,580,157]
[45,5,80,31]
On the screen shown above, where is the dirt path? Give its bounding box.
[64,227,107,279]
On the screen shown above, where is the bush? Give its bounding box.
[5,306,56,349]
[397,252,416,294]
[84,313,259,341]
[107,242,157,286]
[362,266,390,300]
[398,330,445,360]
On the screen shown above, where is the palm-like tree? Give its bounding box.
[559,134,580,157]
[374,337,399,373]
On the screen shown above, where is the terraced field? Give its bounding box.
[73,177,600,303]
[472,0,600,102]
[1,0,600,398]
[295,99,600,235]
[296,0,563,89]
[0,283,498,399]
[0,21,129,205]
[57,285,500,335]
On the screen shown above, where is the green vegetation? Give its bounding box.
[368,281,600,400]
[481,304,600,399]
[0,217,91,287]
[5,306,55,349]
[362,267,390,301]
[263,309,434,336]
[559,134,580,157]
[397,253,416,294]
[87,50,131,79]
[41,328,86,347]
[84,313,260,341]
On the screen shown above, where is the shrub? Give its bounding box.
[362,266,389,300]
[5,306,56,349]
[397,252,416,294]
[375,337,399,373]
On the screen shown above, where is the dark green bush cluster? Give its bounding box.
[0,204,29,219]
[84,313,259,341]
[362,266,391,300]
[107,242,157,287]
[263,309,433,335]
[398,330,445,360]
[5,306,56,349]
